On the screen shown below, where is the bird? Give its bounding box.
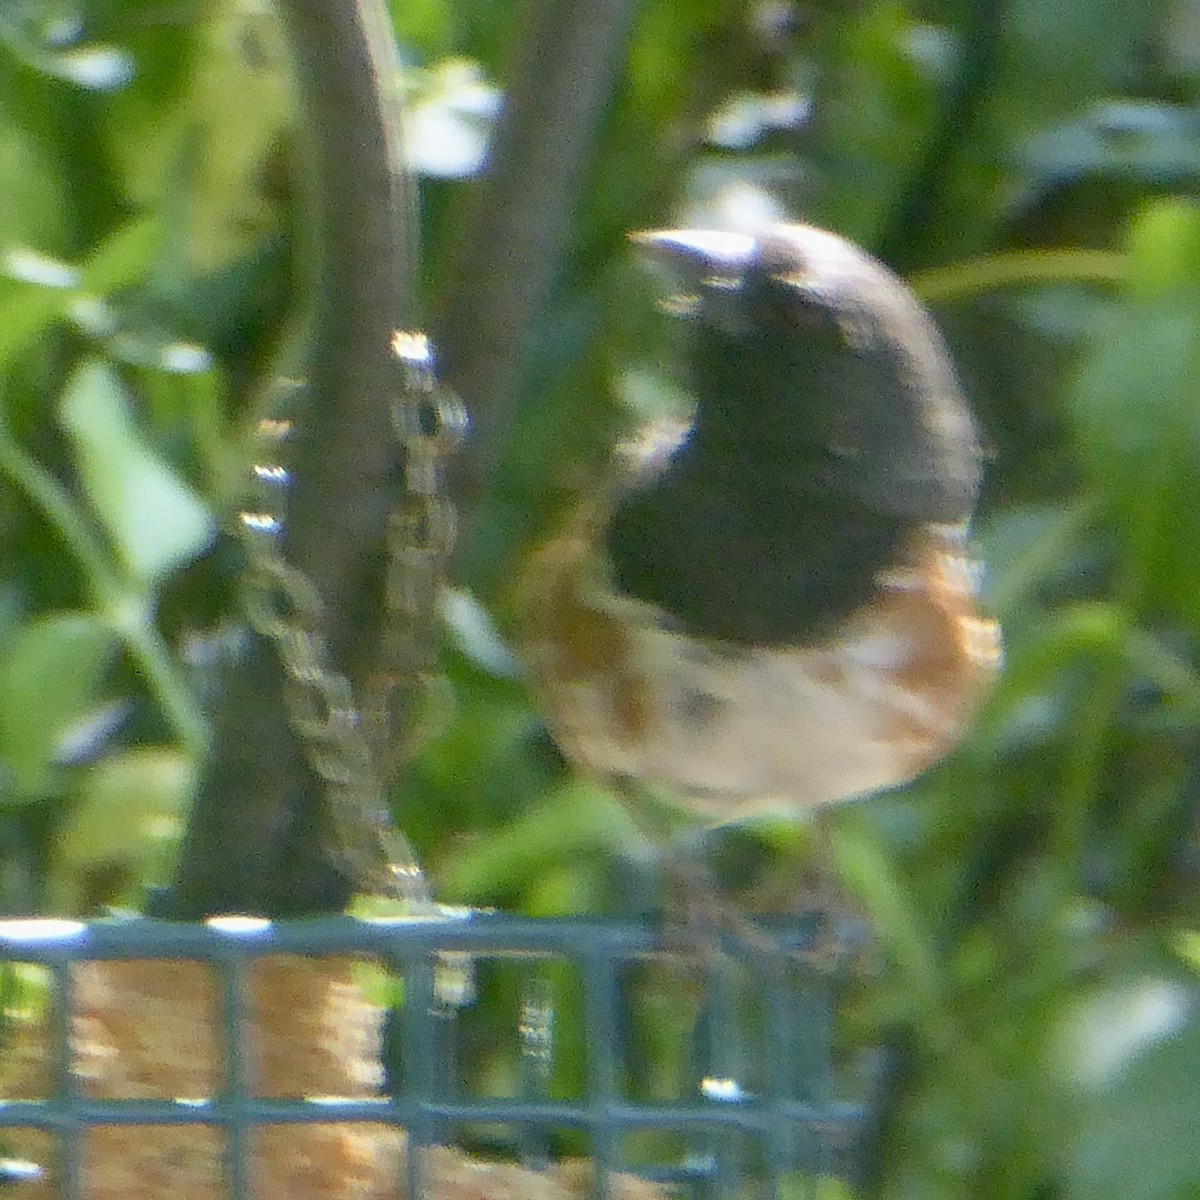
[518,222,1001,835]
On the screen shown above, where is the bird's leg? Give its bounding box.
[613,781,869,974]
[606,779,823,974]
[735,808,875,972]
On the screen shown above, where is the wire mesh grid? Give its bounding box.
[0,913,866,1198]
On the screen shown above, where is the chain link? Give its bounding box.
[366,333,467,779]
[235,333,463,915]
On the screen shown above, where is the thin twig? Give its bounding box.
[435,0,642,530]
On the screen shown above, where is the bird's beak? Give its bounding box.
[630,230,757,324]
[630,228,756,274]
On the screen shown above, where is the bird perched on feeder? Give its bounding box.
[519,223,1000,832]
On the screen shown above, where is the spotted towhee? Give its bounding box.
[520,223,1000,827]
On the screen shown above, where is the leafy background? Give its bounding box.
[1,0,1200,1197]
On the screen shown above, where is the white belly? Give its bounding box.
[521,523,1000,822]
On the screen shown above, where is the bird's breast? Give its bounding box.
[519,518,1000,820]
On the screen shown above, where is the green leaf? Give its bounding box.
[76,213,164,296]
[0,11,132,90]
[994,0,1160,135]
[58,359,215,586]
[0,613,119,796]
[0,216,161,365]
[55,747,194,878]
[826,808,944,1023]
[807,4,937,243]
[1067,202,1200,627]
[1021,102,1200,198]
[1124,198,1200,299]
[1060,972,1200,1200]
[437,780,637,901]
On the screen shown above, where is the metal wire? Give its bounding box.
[0,914,864,1198]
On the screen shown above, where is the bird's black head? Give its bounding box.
[632,225,980,523]
[604,225,983,646]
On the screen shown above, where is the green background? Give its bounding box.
[1,0,1199,1196]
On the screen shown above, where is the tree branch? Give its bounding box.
[435,0,642,533]
[163,0,417,918]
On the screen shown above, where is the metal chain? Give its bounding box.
[366,332,467,779]
[235,332,463,915]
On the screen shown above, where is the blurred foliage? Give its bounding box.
[0,0,1198,1197]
